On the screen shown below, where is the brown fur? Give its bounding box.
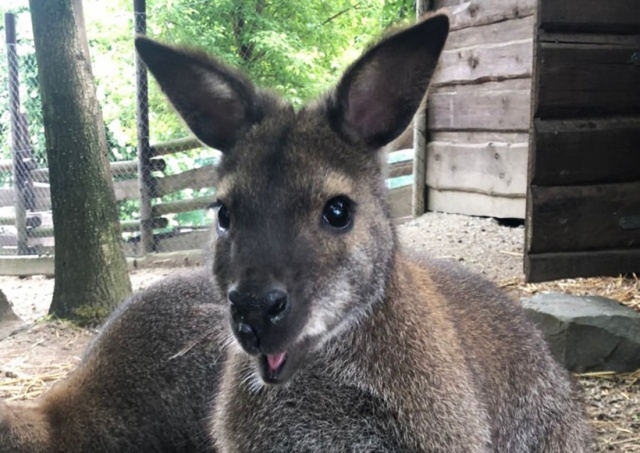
[0,270,225,453]
[137,11,591,452]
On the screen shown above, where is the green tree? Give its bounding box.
[29,0,131,324]
[148,0,414,124]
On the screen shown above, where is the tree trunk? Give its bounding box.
[29,0,131,324]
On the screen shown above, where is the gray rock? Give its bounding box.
[0,289,24,340]
[521,293,640,373]
[0,289,19,322]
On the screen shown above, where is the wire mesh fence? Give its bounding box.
[0,8,220,258]
[0,3,415,263]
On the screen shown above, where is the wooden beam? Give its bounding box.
[388,185,412,219]
[433,38,532,86]
[412,101,427,217]
[25,216,170,237]
[525,248,640,283]
[528,182,640,254]
[532,117,640,186]
[0,159,12,172]
[0,255,55,276]
[1,185,50,210]
[120,217,167,232]
[388,160,413,179]
[426,141,528,197]
[539,0,640,34]
[429,79,531,131]
[448,0,535,31]
[154,165,217,197]
[128,249,204,269]
[536,38,640,118]
[431,131,530,144]
[444,15,534,50]
[0,214,42,228]
[113,178,139,202]
[0,188,15,208]
[152,194,217,217]
[150,137,203,157]
[0,250,206,276]
[428,189,526,219]
[30,159,165,182]
[31,185,51,211]
[153,230,212,254]
[411,0,433,218]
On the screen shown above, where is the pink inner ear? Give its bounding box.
[347,89,390,142]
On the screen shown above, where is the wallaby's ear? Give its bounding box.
[135,37,267,152]
[329,13,449,148]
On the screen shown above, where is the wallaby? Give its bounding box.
[136,11,590,452]
[0,270,225,453]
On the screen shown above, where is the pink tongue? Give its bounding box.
[267,352,286,371]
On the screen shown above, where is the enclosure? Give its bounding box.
[0,0,416,273]
[0,0,639,451]
[1,0,638,283]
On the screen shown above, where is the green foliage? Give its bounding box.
[71,302,115,326]
[1,0,414,228]
[149,0,414,109]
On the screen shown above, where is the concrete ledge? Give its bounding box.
[0,250,205,276]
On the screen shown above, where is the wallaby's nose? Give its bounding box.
[228,288,290,353]
[263,289,289,318]
[228,289,289,319]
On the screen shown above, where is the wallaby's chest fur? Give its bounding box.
[213,256,587,452]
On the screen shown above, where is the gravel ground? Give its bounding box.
[0,211,638,451]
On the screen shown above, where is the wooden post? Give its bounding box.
[134,0,154,254]
[5,13,28,255]
[411,0,434,218]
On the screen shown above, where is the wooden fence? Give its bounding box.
[0,3,420,263]
[0,136,414,256]
[0,143,414,254]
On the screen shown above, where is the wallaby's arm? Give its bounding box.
[0,399,51,453]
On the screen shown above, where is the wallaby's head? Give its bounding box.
[136,13,448,385]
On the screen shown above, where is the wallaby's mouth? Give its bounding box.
[260,352,287,383]
[254,340,313,385]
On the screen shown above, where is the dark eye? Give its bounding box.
[322,196,352,230]
[217,202,230,231]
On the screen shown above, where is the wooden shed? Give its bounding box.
[426,0,535,219]
[421,0,640,282]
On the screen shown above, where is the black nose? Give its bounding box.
[228,289,290,321]
[228,288,290,353]
[263,289,289,319]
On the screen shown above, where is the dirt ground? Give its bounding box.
[0,211,638,451]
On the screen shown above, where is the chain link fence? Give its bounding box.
[0,8,219,259]
[1,11,49,256]
[0,3,414,263]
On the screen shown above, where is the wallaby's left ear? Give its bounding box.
[328,13,449,148]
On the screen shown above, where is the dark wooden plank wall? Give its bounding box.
[427,0,535,218]
[525,0,640,282]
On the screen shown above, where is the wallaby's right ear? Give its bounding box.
[328,13,449,149]
[135,37,267,152]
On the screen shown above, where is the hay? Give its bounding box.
[500,273,640,313]
[576,368,640,383]
[0,362,76,401]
